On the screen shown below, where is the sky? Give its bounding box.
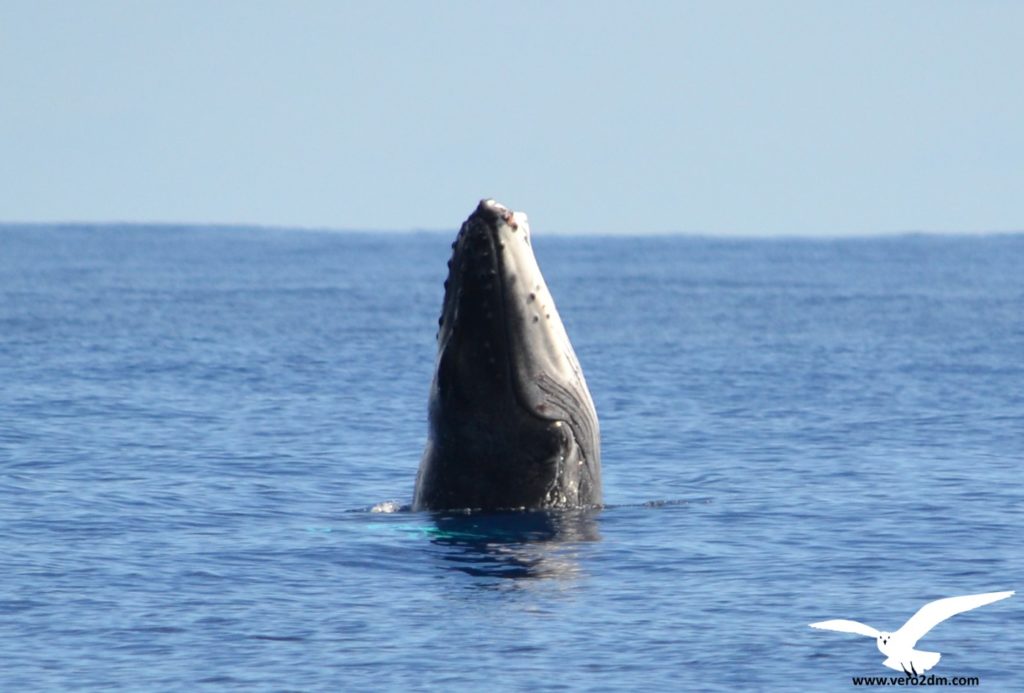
[1,1,1022,236]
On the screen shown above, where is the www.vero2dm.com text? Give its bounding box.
[851,673,980,686]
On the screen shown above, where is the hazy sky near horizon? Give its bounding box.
[2,2,1022,235]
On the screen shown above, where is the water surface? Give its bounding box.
[2,226,1021,690]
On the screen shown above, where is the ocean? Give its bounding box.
[1,225,1021,691]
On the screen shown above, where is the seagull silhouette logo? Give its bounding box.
[810,590,1013,675]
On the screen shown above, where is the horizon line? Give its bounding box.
[1,219,1022,241]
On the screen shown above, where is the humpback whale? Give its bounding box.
[413,200,602,511]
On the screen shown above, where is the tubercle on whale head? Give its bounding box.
[434,199,530,345]
[432,199,577,417]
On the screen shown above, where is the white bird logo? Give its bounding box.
[810,590,1013,675]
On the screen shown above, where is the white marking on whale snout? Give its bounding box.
[481,200,596,428]
[481,199,532,243]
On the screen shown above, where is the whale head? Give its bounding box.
[414,199,601,511]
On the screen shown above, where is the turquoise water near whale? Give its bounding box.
[1,225,1022,691]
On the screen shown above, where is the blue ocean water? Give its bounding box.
[1,225,1022,691]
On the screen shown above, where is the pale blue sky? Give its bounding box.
[2,1,1021,235]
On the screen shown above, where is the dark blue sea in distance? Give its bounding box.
[2,224,1022,691]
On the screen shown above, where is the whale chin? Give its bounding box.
[413,200,601,512]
